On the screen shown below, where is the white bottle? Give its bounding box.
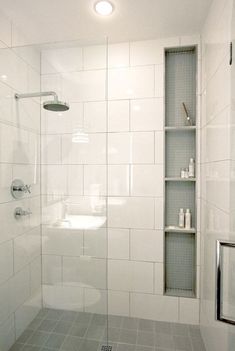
[189,158,195,178]
[185,209,191,229]
[178,208,185,228]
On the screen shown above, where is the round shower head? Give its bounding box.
[43,100,70,112]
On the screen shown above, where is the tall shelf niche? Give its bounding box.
[164,47,197,298]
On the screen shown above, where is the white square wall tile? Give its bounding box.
[108,290,130,316]
[130,293,178,322]
[130,98,163,131]
[108,260,154,293]
[155,131,164,164]
[155,197,164,229]
[41,165,66,195]
[42,102,83,134]
[108,197,155,229]
[84,288,107,314]
[108,43,130,68]
[63,257,107,289]
[0,241,13,284]
[130,229,163,262]
[108,228,129,259]
[42,255,62,285]
[14,226,41,273]
[84,101,107,133]
[84,165,107,196]
[155,65,164,97]
[0,164,13,203]
[108,66,155,100]
[43,285,83,311]
[62,70,106,102]
[108,100,129,132]
[9,266,30,312]
[130,165,163,197]
[41,135,61,164]
[42,227,83,257]
[41,47,83,74]
[62,133,106,164]
[130,40,164,66]
[108,133,130,164]
[108,165,129,196]
[179,298,199,324]
[154,263,164,295]
[84,228,107,258]
[30,256,42,294]
[131,132,155,164]
[83,45,106,70]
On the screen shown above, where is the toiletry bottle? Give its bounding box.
[185,209,191,229]
[189,158,195,178]
[179,208,185,228]
[180,168,185,178]
[184,168,189,179]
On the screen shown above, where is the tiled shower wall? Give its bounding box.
[41,36,200,325]
[0,11,41,351]
[200,0,235,350]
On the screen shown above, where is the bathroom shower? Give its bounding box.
[15,91,70,112]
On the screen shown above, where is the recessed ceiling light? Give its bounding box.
[94,1,114,16]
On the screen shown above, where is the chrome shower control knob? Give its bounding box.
[14,207,32,219]
[11,179,32,199]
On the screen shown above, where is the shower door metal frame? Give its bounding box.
[216,239,235,325]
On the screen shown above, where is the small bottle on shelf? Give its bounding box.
[178,208,185,228]
[185,209,191,229]
[188,158,195,178]
[184,168,189,178]
[180,168,185,178]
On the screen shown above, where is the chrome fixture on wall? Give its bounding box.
[14,207,32,219]
[15,91,70,112]
[11,179,31,199]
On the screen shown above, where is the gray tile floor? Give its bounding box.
[10,309,206,351]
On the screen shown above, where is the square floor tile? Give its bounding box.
[174,336,192,351]
[61,335,83,351]
[45,333,66,348]
[122,318,138,330]
[69,323,89,338]
[138,319,155,332]
[38,319,56,332]
[26,331,50,347]
[81,339,100,351]
[53,320,72,334]
[119,329,137,345]
[137,331,155,347]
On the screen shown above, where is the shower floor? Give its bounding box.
[10,309,205,351]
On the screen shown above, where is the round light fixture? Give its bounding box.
[94,1,114,16]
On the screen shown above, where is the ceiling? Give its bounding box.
[0,0,213,45]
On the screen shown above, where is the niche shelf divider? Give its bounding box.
[164,46,197,298]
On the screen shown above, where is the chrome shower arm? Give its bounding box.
[15,91,58,100]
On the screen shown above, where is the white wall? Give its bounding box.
[0,10,41,351]
[200,0,235,350]
[41,35,201,324]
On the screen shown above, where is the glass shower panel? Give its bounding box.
[40,38,109,348]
